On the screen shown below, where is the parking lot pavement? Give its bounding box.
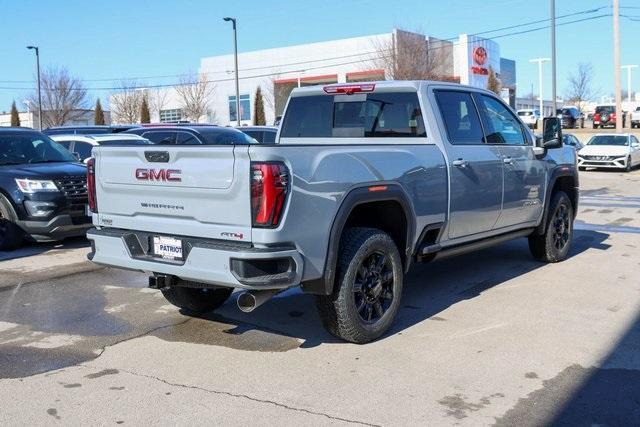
[1,171,639,425]
[0,238,98,289]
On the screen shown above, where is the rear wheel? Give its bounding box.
[161,281,233,313]
[316,227,403,344]
[593,124,598,129]
[0,195,23,251]
[529,191,573,263]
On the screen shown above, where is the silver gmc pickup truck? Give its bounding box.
[87,81,578,343]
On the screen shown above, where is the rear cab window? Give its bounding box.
[280,91,426,140]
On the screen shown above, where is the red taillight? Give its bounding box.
[251,162,289,228]
[594,113,601,120]
[323,83,375,95]
[87,157,97,213]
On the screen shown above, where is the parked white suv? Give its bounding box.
[517,109,540,129]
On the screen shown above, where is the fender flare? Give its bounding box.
[535,165,579,235]
[301,183,416,296]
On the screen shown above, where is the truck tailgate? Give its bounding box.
[93,145,252,242]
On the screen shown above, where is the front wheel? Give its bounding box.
[529,191,574,263]
[161,282,233,313]
[0,196,23,251]
[625,156,632,172]
[316,227,403,344]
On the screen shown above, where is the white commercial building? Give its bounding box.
[115,29,516,126]
[0,109,110,129]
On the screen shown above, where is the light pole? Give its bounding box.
[530,58,550,118]
[613,0,622,133]
[621,65,638,104]
[550,0,557,114]
[223,17,241,126]
[26,45,42,131]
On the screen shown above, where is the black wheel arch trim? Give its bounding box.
[300,183,416,295]
[535,165,579,235]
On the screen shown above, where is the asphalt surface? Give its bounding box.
[1,167,639,425]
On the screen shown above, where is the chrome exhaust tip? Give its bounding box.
[237,290,279,313]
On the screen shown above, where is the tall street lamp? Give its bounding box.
[223,17,241,126]
[26,45,43,131]
[621,64,638,104]
[530,58,550,118]
[550,0,557,114]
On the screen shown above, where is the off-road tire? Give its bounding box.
[0,195,23,251]
[529,191,573,263]
[316,227,403,344]
[161,282,233,313]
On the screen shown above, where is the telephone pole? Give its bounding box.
[613,0,622,133]
[550,0,557,114]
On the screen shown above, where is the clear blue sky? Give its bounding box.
[0,0,638,112]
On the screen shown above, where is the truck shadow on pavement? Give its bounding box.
[209,229,611,349]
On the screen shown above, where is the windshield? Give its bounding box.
[587,135,629,146]
[0,132,76,166]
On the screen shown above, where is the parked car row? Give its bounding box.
[0,123,279,250]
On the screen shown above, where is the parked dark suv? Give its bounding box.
[123,125,255,145]
[560,107,583,129]
[0,128,90,250]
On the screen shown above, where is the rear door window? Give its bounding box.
[142,131,176,145]
[263,130,276,143]
[74,141,94,160]
[280,92,426,138]
[56,140,73,150]
[434,90,484,145]
[175,132,201,145]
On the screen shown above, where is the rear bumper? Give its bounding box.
[17,214,92,241]
[86,228,304,290]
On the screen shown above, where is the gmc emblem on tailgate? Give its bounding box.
[135,168,182,182]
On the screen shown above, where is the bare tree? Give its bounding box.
[28,66,89,127]
[174,72,215,122]
[149,88,168,118]
[565,63,596,112]
[109,80,144,124]
[372,29,449,80]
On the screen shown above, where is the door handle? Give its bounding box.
[503,157,514,165]
[452,159,469,168]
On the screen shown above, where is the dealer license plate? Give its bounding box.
[153,236,183,260]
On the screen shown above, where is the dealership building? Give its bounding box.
[117,29,516,125]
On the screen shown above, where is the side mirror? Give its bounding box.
[542,117,562,149]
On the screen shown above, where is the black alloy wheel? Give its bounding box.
[551,203,571,251]
[353,251,394,323]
